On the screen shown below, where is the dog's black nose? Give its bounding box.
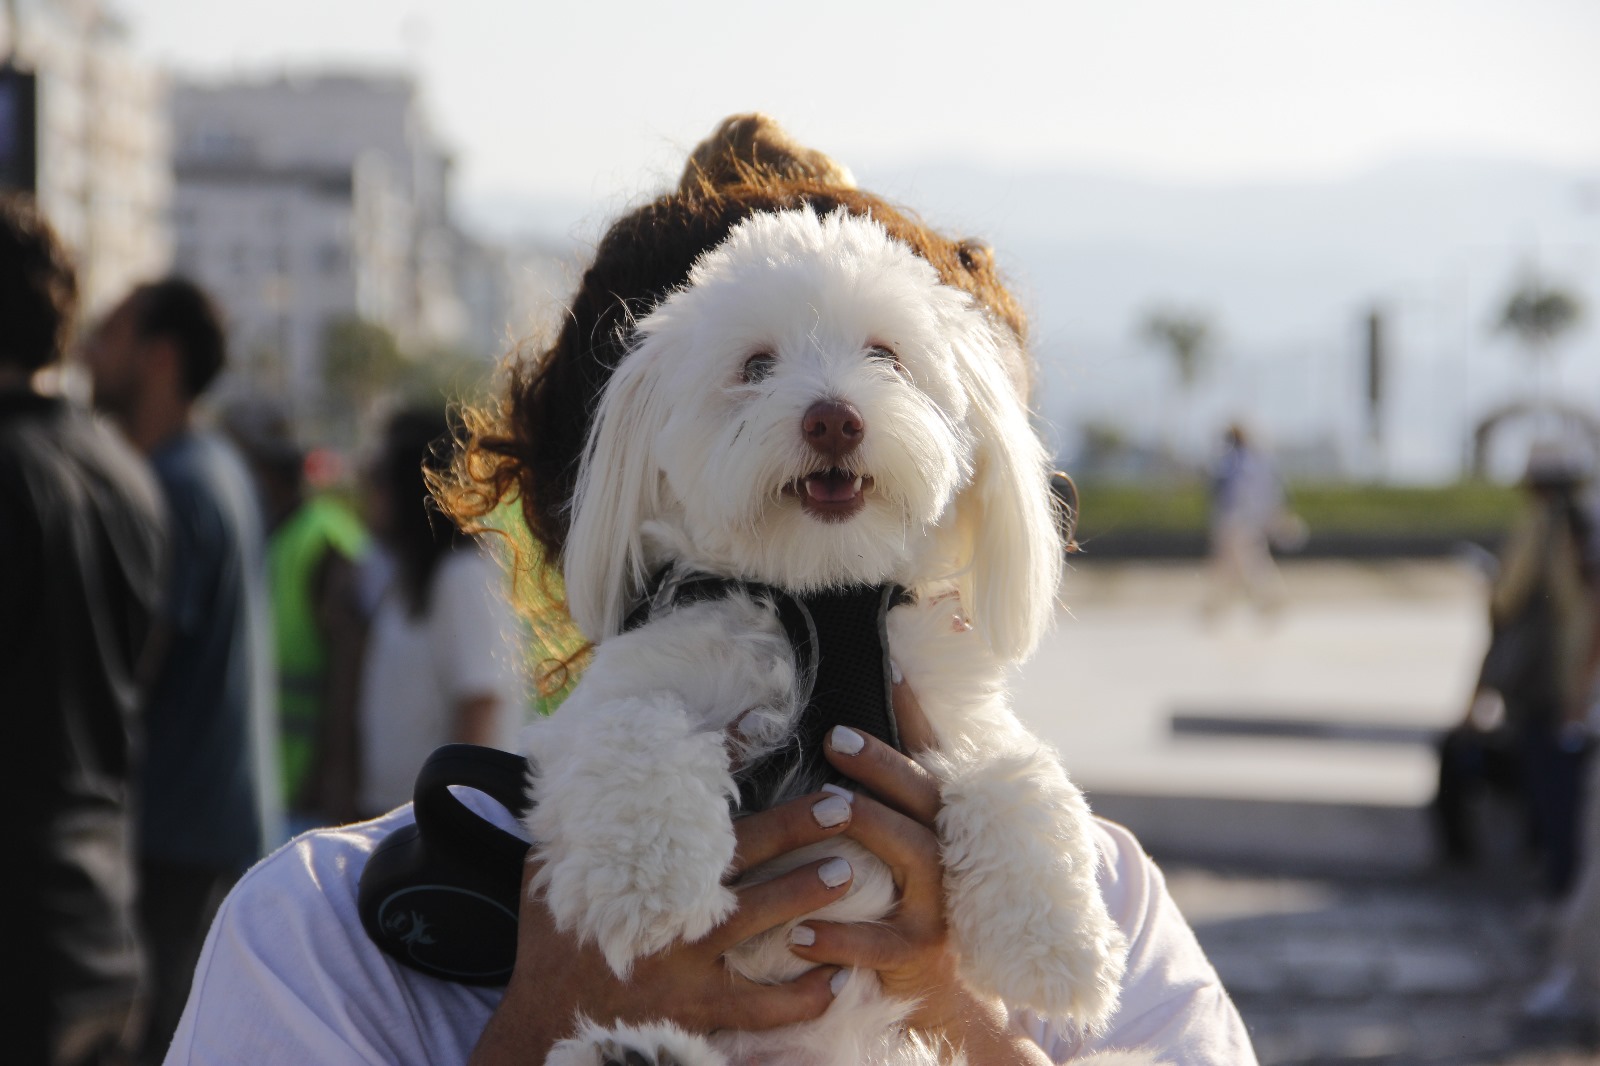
[802,399,864,457]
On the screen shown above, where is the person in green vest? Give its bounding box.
[227,403,370,833]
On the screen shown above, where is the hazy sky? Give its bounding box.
[128,0,1600,208]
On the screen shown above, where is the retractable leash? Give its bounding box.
[358,577,908,985]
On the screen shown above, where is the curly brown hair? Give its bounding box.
[0,195,77,373]
[442,114,1029,561]
[437,114,1034,695]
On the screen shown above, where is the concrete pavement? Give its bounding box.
[1009,560,1598,1065]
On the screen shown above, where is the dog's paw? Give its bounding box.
[536,842,738,977]
[526,694,741,976]
[932,744,1128,1031]
[546,1019,727,1066]
[595,1037,686,1066]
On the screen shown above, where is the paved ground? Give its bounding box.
[1008,560,1599,1065]
[1167,865,1592,1065]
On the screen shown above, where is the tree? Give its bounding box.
[1141,309,1213,391]
[1496,276,1584,413]
[1138,308,1216,470]
[321,315,408,409]
[1497,279,1583,359]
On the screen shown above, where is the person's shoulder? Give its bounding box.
[1,398,164,524]
[155,431,261,535]
[78,411,166,518]
[152,429,233,484]
[176,805,506,1065]
[149,431,217,511]
[1091,817,1148,874]
[213,807,414,951]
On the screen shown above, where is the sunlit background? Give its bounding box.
[7,3,1600,1062]
[5,0,1598,482]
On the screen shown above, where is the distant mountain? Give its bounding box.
[463,156,1600,482]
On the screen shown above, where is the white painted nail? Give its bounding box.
[812,794,851,828]
[830,969,851,996]
[818,857,852,888]
[820,783,855,805]
[889,659,903,685]
[830,725,864,755]
[789,924,816,947]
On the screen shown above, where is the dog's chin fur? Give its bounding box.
[528,208,1163,1066]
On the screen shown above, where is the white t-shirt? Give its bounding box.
[164,795,1257,1065]
[357,548,528,814]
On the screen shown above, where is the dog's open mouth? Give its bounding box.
[784,468,872,521]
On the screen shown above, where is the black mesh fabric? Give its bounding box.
[626,571,909,803]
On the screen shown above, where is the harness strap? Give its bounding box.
[626,569,910,800]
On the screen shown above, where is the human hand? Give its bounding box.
[785,682,1053,1064]
[469,785,857,1064]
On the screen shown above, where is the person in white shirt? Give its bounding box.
[356,408,527,816]
[168,685,1254,1065]
[162,115,1256,1065]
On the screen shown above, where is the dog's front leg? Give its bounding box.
[524,691,739,978]
[927,742,1128,1034]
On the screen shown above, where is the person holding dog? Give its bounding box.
[161,116,1254,1066]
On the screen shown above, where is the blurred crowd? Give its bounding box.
[2,195,540,1065]
[1434,436,1600,1038]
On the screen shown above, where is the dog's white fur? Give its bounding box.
[525,208,1160,1065]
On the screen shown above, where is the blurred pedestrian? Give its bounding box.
[1437,441,1595,897]
[1202,423,1294,619]
[226,403,369,832]
[83,279,278,1064]
[1521,453,1600,1029]
[354,406,527,818]
[0,197,168,1066]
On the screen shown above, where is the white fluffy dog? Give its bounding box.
[525,207,1147,1066]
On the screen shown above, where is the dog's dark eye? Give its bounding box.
[867,345,901,370]
[741,352,777,384]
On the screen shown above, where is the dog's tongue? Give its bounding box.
[804,470,862,502]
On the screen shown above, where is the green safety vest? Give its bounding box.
[269,495,369,806]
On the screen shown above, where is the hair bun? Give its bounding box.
[679,113,856,195]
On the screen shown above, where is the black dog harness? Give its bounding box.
[357,571,913,985]
[624,568,912,799]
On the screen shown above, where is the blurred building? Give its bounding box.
[170,72,499,417]
[453,233,576,362]
[0,0,171,315]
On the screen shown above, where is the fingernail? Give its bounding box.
[789,924,816,947]
[820,783,854,804]
[812,794,851,828]
[830,725,864,755]
[818,857,852,888]
[890,659,903,685]
[830,969,850,996]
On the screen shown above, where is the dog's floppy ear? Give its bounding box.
[563,332,674,642]
[946,323,1062,662]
